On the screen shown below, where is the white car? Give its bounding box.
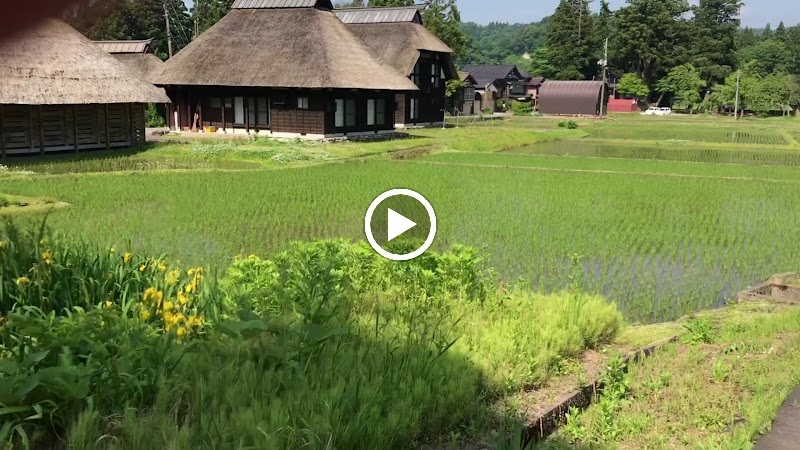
[642,106,672,116]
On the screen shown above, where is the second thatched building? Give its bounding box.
[154,0,419,138]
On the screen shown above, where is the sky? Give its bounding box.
[454,0,798,28]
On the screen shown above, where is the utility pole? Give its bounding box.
[734,69,741,119]
[599,37,608,116]
[164,1,173,58]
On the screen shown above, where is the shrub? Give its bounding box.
[511,101,533,116]
[558,120,579,129]
[145,103,166,128]
[482,107,494,115]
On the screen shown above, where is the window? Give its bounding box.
[297,96,309,110]
[345,99,356,127]
[335,99,344,127]
[410,97,419,120]
[248,97,256,126]
[431,63,440,88]
[257,97,269,126]
[411,63,420,86]
[209,97,222,109]
[234,97,244,124]
[335,99,357,128]
[376,99,386,125]
[225,98,232,108]
[368,99,386,126]
[367,99,375,126]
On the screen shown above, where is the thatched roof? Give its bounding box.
[154,8,418,91]
[0,19,170,105]
[345,22,452,77]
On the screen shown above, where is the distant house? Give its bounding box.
[94,39,164,84]
[448,72,478,116]
[336,5,455,127]
[154,0,418,138]
[0,19,169,156]
[538,81,608,116]
[528,77,545,107]
[460,64,528,112]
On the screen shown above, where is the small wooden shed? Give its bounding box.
[0,19,170,157]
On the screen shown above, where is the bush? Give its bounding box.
[0,225,624,448]
[511,101,533,116]
[482,107,494,115]
[145,103,166,128]
[558,120,579,129]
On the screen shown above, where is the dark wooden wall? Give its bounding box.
[166,87,399,136]
[0,104,145,157]
[400,51,451,125]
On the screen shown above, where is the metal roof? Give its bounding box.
[538,80,606,116]
[460,64,523,86]
[93,39,153,54]
[231,0,332,9]
[334,6,422,24]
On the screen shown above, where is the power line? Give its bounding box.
[167,1,192,48]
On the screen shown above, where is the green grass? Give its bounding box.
[542,301,800,449]
[418,151,800,181]
[585,122,789,144]
[503,140,800,165]
[3,159,800,323]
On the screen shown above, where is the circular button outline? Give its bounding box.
[364,188,437,261]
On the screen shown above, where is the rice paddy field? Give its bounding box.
[3,115,800,323]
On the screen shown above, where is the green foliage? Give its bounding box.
[0,225,624,448]
[655,64,707,110]
[683,317,715,344]
[145,103,166,128]
[461,20,547,66]
[445,78,465,98]
[545,0,596,80]
[689,0,741,86]
[510,101,533,116]
[611,0,692,88]
[616,73,651,99]
[65,0,191,59]
[558,120,579,129]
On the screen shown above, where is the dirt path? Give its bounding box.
[754,387,800,450]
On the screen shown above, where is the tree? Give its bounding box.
[527,46,557,78]
[545,0,596,80]
[656,64,707,111]
[775,21,787,42]
[689,0,741,87]
[611,0,691,90]
[616,73,650,100]
[761,23,773,40]
[193,0,234,35]
[738,39,792,76]
[736,27,757,49]
[66,0,192,60]
[336,0,365,6]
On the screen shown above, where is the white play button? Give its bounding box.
[387,208,417,241]
[364,189,438,261]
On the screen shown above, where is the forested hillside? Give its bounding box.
[64,0,800,113]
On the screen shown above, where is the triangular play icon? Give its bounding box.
[387,208,417,241]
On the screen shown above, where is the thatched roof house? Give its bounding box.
[94,39,165,84]
[154,0,419,137]
[336,5,455,126]
[0,19,169,156]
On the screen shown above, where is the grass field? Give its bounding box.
[4,114,800,448]
[3,116,800,323]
